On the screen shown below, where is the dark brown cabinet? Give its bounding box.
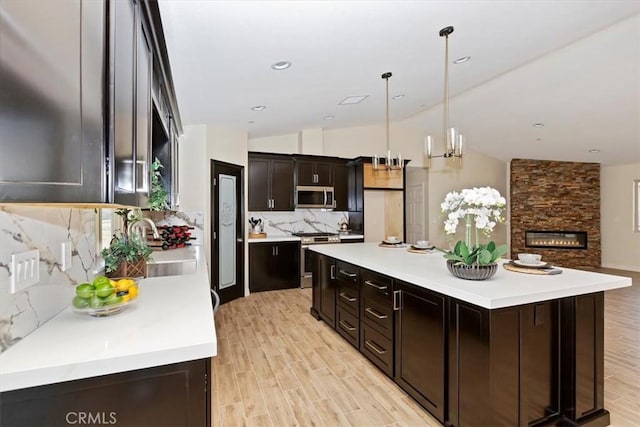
[0,0,105,202]
[311,253,337,328]
[335,261,360,348]
[296,160,333,186]
[0,0,180,205]
[349,162,364,212]
[110,0,153,206]
[249,242,299,292]
[333,163,350,211]
[248,154,295,211]
[360,269,394,377]
[395,280,446,423]
[0,358,210,427]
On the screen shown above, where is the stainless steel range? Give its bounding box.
[293,232,340,288]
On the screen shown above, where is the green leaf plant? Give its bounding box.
[439,240,508,266]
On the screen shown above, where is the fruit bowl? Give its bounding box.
[72,276,139,317]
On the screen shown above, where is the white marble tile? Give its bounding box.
[248,209,348,235]
[0,206,99,352]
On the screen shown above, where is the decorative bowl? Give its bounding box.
[518,253,542,265]
[447,260,498,281]
[72,277,139,317]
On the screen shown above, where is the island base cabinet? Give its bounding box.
[311,252,337,328]
[360,323,393,377]
[394,282,446,424]
[0,358,211,427]
[336,306,359,348]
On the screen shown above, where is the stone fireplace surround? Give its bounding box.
[510,159,601,269]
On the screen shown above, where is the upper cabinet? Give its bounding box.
[0,0,106,202]
[0,0,181,206]
[248,153,295,211]
[296,160,333,186]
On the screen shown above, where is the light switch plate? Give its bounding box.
[61,241,72,271]
[11,249,40,294]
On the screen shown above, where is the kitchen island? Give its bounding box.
[310,243,631,427]
[0,247,216,426]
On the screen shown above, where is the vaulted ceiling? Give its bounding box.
[159,1,640,165]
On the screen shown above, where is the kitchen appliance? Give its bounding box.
[293,232,340,288]
[296,186,335,209]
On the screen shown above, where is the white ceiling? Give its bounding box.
[158,1,640,166]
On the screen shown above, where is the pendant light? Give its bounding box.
[373,72,403,171]
[425,26,464,161]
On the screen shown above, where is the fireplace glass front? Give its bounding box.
[525,231,587,249]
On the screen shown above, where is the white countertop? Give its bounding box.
[248,235,301,243]
[248,233,364,243]
[0,247,216,392]
[310,243,631,309]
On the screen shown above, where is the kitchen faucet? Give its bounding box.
[128,218,160,240]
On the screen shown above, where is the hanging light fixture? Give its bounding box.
[425,26,464,161]
[373,72,403,171]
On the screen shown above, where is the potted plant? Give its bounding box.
[439,187,508,280]
[101,208,153,278]
[148,157,169,211]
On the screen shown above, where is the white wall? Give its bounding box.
[248,133,298,154]
[601,162,640,271]
[179,125,250,294]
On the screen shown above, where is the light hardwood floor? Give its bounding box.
[212,269,639,427]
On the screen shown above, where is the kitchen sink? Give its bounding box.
[146,260,197,277]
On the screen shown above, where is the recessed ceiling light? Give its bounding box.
[338,95,368,105]
[248,121,255,124]
[271,61,291,70]
[392,94,405,100]
[251,105,266,111]
[536,138,541,141]
[532,122,544,128]
[588,148,600,153]
[323,115,334,120]
[453,56,471,64]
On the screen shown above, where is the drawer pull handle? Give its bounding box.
[330,264,336,280]
[339,292,356,302]
[365,307,388,319]
[339,270,357,278]
[365,340,386,355]
[339,320,356,331]
[364,280,387,291]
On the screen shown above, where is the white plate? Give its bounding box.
[383,239,402,245]
[411,244,434,250]
[514,260,548,268]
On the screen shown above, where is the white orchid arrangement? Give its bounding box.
[441,186,506,236]
[439,187,507,266]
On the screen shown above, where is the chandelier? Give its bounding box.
[426,26,464,161]
[373,72,403,171]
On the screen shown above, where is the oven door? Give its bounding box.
[301,245,313,288]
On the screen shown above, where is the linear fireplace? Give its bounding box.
[525,231,588,250]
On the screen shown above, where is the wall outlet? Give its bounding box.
[11,249,40,294]
[61,241,73,271]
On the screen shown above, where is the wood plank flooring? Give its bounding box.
[212,269,639,426]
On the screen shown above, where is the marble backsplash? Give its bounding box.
[0,206,99,353]
[248,209,349,235]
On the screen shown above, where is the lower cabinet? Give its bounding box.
[311,252,337,328]
[249,242,300,292]
[0,359,210,427]
[395,280,446,423]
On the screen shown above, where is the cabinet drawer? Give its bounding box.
[361,270,392,297]
[337,280,359,316]
[361,293,393,338]
[360,323,393,377]
[336,261,359,283]
[336,306,359,349]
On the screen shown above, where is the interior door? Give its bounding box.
[405,182,425,245]
[211,160,244,304]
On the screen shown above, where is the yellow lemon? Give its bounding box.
[128,285,138,300]
[115,278,134,292]
[120,294,130,303]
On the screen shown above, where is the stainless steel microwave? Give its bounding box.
[296,186,335,209]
